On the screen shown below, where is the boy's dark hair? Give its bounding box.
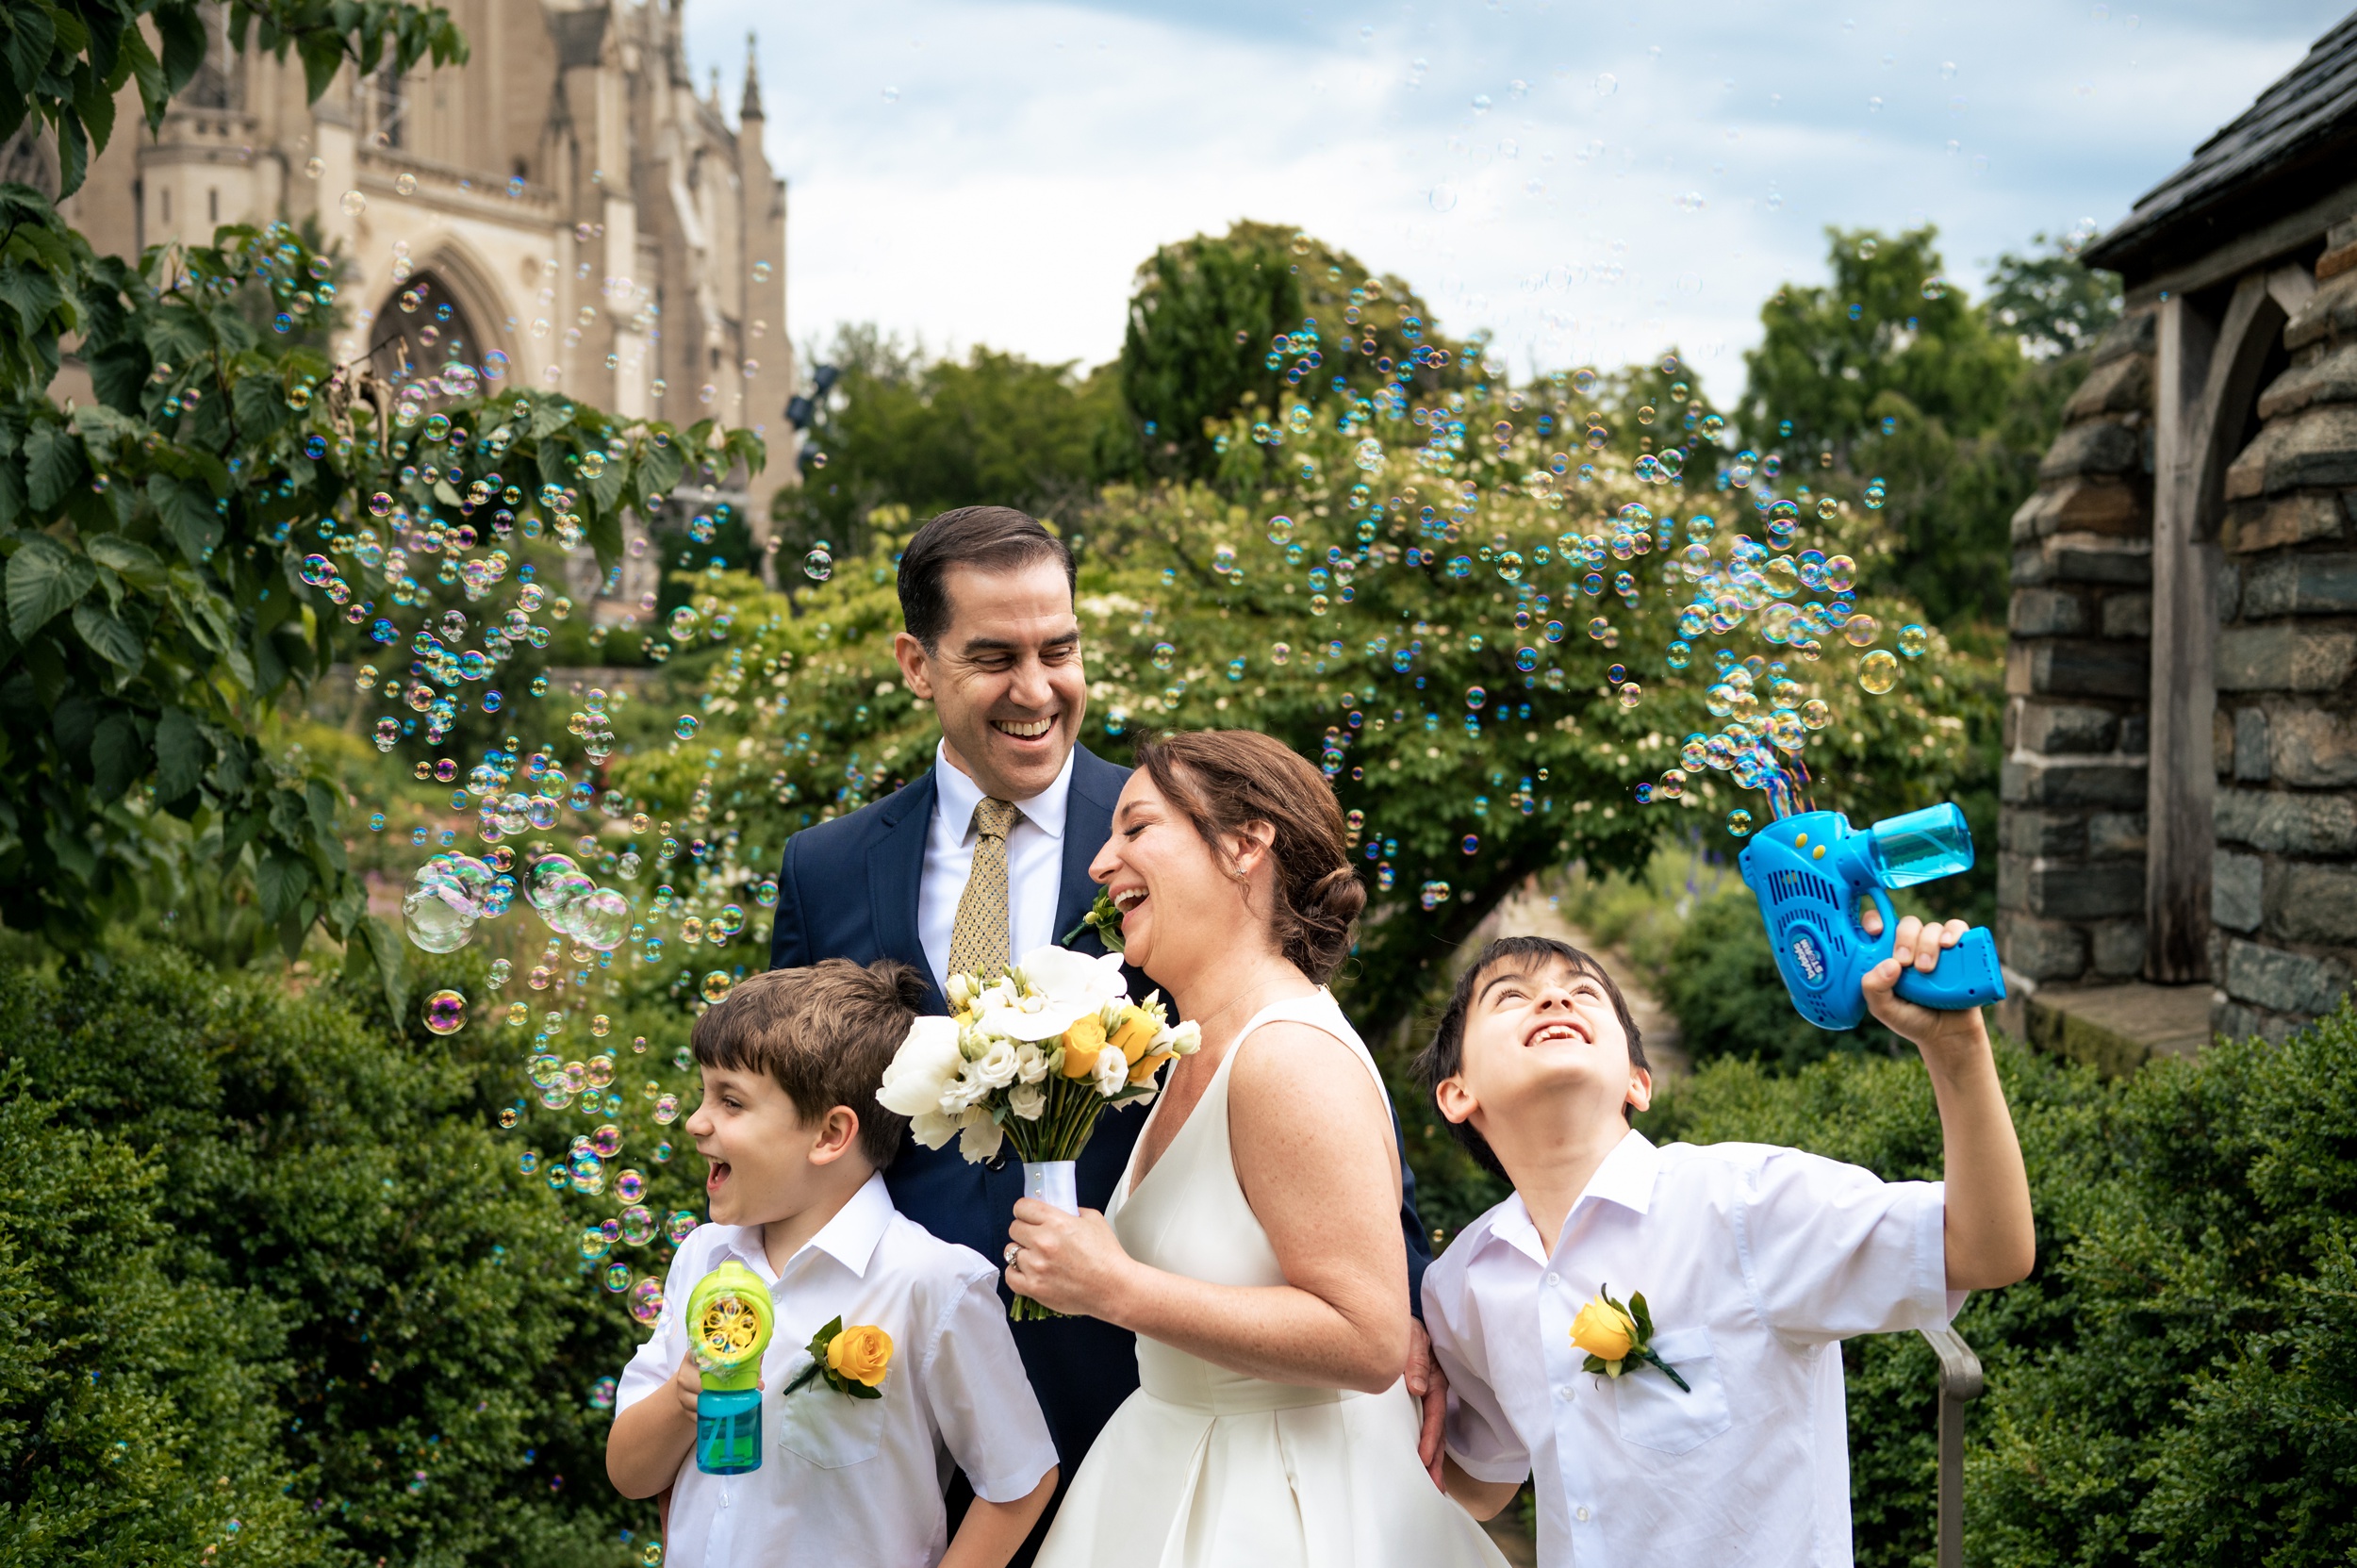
[690,959,928,1168]
[897,505,1075,652]
[1410,936,1650,1180]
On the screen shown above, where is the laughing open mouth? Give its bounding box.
[1524,1019,1591,1048]
[993,717,1055,738]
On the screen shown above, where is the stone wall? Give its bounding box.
[1998,309,2159,991]
[2208,216,2357,1041]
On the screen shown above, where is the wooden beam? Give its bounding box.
[2147,273,2295,982]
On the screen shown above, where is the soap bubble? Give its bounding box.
[1267,514,1295,544]
[1727,809,1755,837]
[1844,613,1879,648]
[422,989,467,1035]
[1858,650,1900,693]
[488,958,512,986]
[654,1092,681,1123]
[1461,834,1479,855]
[1151,641,1177,671]
[667,605,701,642]
[570,887,632,950]
[701,970,733,1004]
[1465,685,1486,709]
[602,1263,631,1293]
[1824,554,1857,593]
[1419,881,1453,911]
[1618,683,1643,709]
[1802,698,1833,729]
[667,1210,700,1244]
[614,1168,648,1203]
[629,1278,665,1324]
[620,1203,656,1244]
[1898,623,1929,657]
[674,714,700,740]
[592,1123,624,1159]
[803,548,832,581]
[403,855,492,951]
[1659,769,1686,800]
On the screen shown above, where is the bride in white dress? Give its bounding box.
[1006,730,1508,1568]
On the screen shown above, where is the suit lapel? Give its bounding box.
[868,768,937,1007]
[1055,746,1128,947]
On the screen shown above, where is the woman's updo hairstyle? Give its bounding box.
[1130,730,1366,983]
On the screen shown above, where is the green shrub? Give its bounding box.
[0,1067,320,1566]
[0,949,668,1568]
[1660,889,1903,1070]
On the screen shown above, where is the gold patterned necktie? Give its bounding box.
[946,797,1020,982]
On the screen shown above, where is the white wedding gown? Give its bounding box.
[1034,989,1509,1568]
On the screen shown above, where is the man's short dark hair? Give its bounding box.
[690,959,928,1167]
[897,505,1076,652]
[1410,936,1650,1180]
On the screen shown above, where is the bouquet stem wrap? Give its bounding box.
[877,946,1201,1320]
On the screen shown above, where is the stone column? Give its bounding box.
[1998,308,2158,1002]
[2209,216,2357,1040]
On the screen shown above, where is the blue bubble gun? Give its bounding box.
[1735,802,2005,1032]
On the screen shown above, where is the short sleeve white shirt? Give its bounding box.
[1420,1131,1962,1568]
[617,1172,1057,1568]
[919,743,1074,996]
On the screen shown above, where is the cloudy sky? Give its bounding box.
[678,0,2349,402]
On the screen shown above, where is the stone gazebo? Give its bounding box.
[1998,10,2357,1066]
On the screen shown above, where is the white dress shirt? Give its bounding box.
[919,741,1074,994]
[616,1172,1058,1568]
[1421,1130,1962,1568]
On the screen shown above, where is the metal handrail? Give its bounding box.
[1918,1326,1984,1568]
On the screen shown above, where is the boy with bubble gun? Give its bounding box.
[607,960,1059,1567]
[1411,922,2033,1568]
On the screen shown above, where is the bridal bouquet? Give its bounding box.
[877,944,1199,1318]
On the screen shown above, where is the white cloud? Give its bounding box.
[683,0,2345,404]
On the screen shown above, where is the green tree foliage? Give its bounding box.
[0,206,754,994]
[1117,220,1474,482]
[0,945,701,1567]
[1639,1003,2357,1568]
[1739,226,2119,626]
[777,324,1124,559]
[0,0,465,198]
[1986,232,2126,361]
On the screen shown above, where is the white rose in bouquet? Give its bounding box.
[877,1015,964,1117]
[1008,1081,1047,1121]
[973,1038,1022,1089]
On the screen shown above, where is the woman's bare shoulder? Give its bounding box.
[1227,1019,1389,1141]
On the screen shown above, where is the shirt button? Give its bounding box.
[1544,1271,1559,1287]
[1558,1386,1575,1402]
[1576,1506,1591,1524]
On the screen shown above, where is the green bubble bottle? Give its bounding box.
[688,1260,775,1475]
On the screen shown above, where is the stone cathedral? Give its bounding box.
[53,0,798,557]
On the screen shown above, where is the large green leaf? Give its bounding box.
[71,601,142,670]
[89,706,142,801]
[85,534,166,591]
[7,534,96,639]
[254,848,308,922]
[154,703,206,803]
[23,420,84,510]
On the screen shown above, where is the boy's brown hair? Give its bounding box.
[689,959,927,1167]
[1411,936,1650,1179]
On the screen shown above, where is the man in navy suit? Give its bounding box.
[768,507,1443,1555]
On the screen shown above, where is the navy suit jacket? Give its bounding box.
[768,744,1431,1466]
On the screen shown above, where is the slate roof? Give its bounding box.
[2085,8,2357,282]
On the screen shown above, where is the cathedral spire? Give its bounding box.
[741,32,764,122]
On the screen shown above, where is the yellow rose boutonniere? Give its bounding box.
[781,1316,892,1400]
[1107,1004,1161,1065]
[1570,1284,1689,1392]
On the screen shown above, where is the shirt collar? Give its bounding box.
[709,1171,898,1284]
[1478,1128,1661,1267]
[934,741,1073,842]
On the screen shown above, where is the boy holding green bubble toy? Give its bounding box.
[1409,924,2034,1568]
[607,960,1058,1567]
